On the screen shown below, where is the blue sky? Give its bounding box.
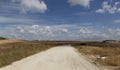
[0,0,120,40]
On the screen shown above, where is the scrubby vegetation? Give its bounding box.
[0,42,53,67]
[0,40,120,68]
[0,37,6,40]
[78,46,120,66]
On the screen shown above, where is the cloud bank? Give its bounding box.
[1,24,120,40]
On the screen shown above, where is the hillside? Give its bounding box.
[0,39,25,45]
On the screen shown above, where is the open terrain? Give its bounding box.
[0,46,102,70]
[0,39,120,70]
[0,39,24,45]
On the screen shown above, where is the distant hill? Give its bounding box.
[0,39,25,45]
[0,37,6,40]
[103,40,120,43]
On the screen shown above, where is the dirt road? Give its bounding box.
[0,46,103,70]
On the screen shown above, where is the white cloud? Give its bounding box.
[115,2,120,6]
[0,24,111,40]
[20,0,47,13]
[96,9,105,14]
[78,27,108,39]
[108,28,120,35]
[108,28,120,39]
[68,0,90,8]
[0,22,120,40]
[96,1,120,14]
[14,25,71,40]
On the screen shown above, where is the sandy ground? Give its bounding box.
[0,46,104,70]
[0,39,24,45]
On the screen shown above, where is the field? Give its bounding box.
[78,46,120,70]
[0,40,120,70]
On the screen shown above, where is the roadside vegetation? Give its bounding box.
[0,40,120,69]
[0,37,6,40]
[78,46,120,66]
[0,42,53,67]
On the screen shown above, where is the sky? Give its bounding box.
[0,0,120,40]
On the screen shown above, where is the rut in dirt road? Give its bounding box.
[0,46,102,70]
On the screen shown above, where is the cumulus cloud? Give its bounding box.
[0,24,111,40]
[20,0,47,13]
[96,1,120,14]
[108,28,120,35]
[68,0,90,8]
[107,28,120,39]
[12,0,47,13]
[9,25,70,40]
[78,27,108,39]
[1,24,120,40]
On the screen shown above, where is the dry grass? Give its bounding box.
[0,42,53,67]
[0,39,24,45]
[0,40,120,68]
[99,56,120,66]
[78,46,120,66]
